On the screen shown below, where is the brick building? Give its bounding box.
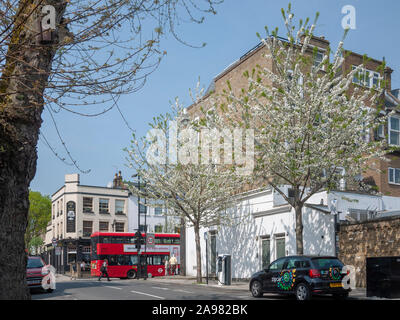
[187,35,400,196]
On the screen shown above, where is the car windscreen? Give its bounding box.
[311,258,343,269]
[27,258,44,269]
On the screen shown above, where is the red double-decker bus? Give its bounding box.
[90,232,180,279]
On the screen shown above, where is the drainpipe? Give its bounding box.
[339,168,346,191]
[331,198,338,257]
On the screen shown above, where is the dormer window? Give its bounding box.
[352,65,381,88]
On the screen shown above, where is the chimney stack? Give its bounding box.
[112,171,124,188]
[384,66,393,91]
[113,173,118,188]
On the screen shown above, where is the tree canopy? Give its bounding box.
[25,190,51,253]
[203,5,390,254]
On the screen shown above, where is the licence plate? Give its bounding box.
[329,282,343,288]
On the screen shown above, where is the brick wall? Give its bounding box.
[338,216,400,287]
[187,36,400,196]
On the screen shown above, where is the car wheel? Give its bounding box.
[127,270,137,279]
[46,288,54,293]
[295,283,310,301]
[250,280,263,298]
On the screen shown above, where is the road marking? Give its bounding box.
[173,289,193,294]
[106,286,122,290]
[130,290,165,299]
[151,286,169,290]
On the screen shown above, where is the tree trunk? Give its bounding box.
[194,224,202,283]
[0,0,66,299]
[295,204,304,255]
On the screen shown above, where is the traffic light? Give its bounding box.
[135,231,142,250]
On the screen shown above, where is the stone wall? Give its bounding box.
[338,216,400,287]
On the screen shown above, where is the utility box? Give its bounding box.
[366,256,400,299]
[217,254,231,285]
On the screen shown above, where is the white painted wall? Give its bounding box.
[46,174,129,244]
[381,195,400,211]
[183,187,400,279]
[184,188,336,279]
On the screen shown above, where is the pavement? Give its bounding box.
[52,273,398,300]
[140,275,369,299]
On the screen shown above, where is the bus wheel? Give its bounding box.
[127,270,137,279]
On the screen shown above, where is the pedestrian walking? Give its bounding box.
[164,258,169,276]
[70,261,77,280]
[80,261,86,272]
[169,254,177,275]
[98,259,111,281]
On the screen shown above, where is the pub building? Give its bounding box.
[43,172,129,273]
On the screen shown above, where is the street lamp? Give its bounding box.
[132,173,141,234]
[132,173,141,279]
[132,172,147,280]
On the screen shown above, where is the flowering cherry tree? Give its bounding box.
[125,100,243,283]
[206,6,389,254]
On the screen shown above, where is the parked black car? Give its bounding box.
[249,255,351,300]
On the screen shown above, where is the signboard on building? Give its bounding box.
[66,201,76,233]
[55,247,61,256]
[52,237,57,247]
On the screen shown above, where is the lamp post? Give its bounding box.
[132,173,148,280]
[144,202,148,280]
[132,173,141,279]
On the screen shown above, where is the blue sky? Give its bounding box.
[31,0,400,196]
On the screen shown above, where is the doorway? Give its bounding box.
[275,236,286,260]
[261,237,270,269]
[210,232,217,275]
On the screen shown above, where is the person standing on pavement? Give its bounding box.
[169,254,177,275]
[164,257,169,276]
[98,258,111,281]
